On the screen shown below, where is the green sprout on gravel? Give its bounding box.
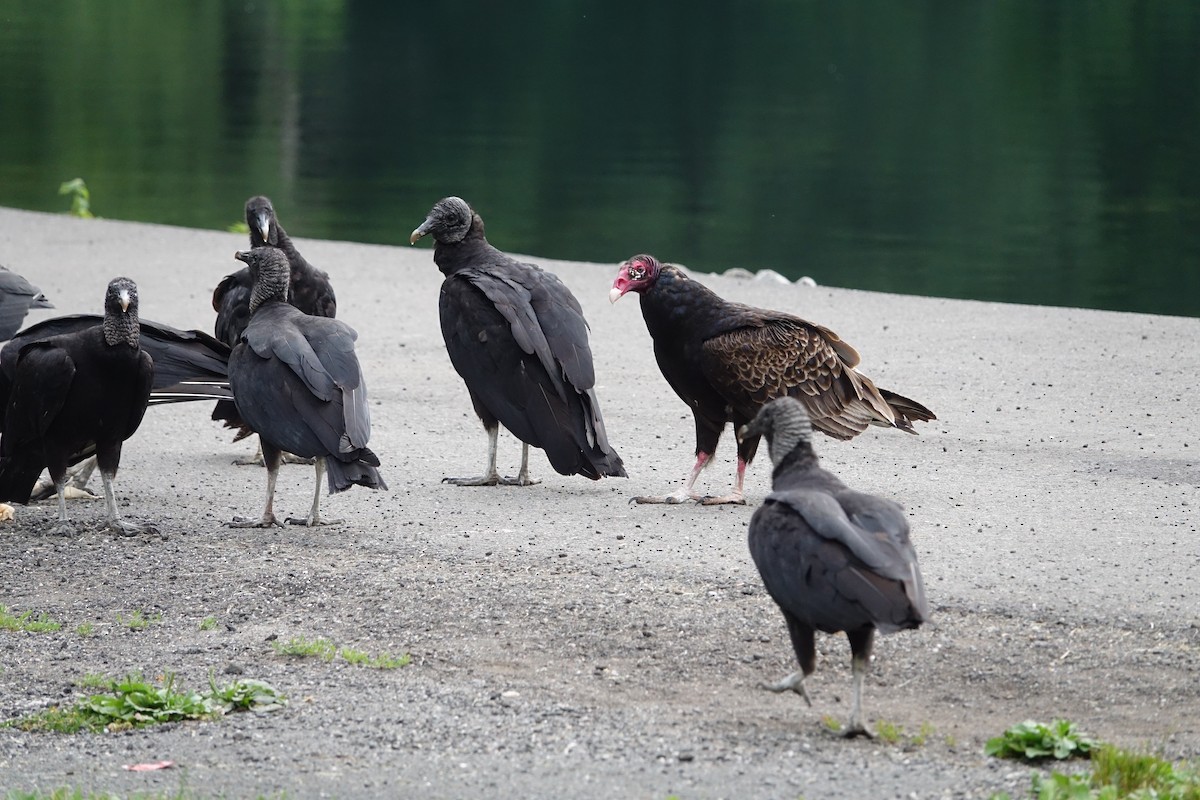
[271,636,410,669]
[4,672,286,734]
[821,714,843,733]
[75,623,94,637]
[199,615,218,631]
[58,178,95,219]
[74,673,113,691]
[0,606,61,633]
[119,610,162,631]
[990,744,1200,800]
[987,719,1097,761]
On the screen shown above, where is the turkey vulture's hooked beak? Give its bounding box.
[409,219,432,245]
[609,270,632,304]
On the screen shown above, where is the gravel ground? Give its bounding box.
[0,207,1197,799]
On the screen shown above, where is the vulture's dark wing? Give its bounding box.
[231,303,367,460]
[3,314,230,401]
[441,268,620,478]
[700,315,894,439]
[3,344,75,444]
[212,269,253,347]
[289,263,337,319]
[751,488,927,634]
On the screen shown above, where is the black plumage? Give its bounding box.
[226,247,385,527]
[212,195,336,452]
[410,196,625,485]
[740,397,928,737]
[610,254,935,504]
[0,278,155,534]
[0,265,54,341]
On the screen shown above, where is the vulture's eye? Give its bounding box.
[628,265,645,280]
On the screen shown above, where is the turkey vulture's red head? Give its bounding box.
[609,254,662,303]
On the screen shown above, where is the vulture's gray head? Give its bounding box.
[410,196,477,245]
[738,397,815,469]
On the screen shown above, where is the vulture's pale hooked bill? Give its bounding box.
[610,254,934,505]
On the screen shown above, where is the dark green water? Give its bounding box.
[1,1,1197,317]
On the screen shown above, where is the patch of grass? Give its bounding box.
[821,714,843,733]
[75,623,94,637]
[4,673,286,734]
[118,611,162,631]
[58,178,95,219]
[987,719,1097,761]
[910,721,935,747]
[198,616,218,631]
[227,220,250,234]
[0,606,62,633]
[875,719,903,745]
[74,673,113,691]
[271,636,336,661]
[271,636,410,669]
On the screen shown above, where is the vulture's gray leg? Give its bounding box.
[287,458,342,526]
[227,449,284,528]
[233,438,314,468]
[842,654,875,739]
[100,469,157,537]
[443,425,504,486]
[499,443,541,486]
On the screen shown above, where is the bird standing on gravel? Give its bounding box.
[740,397,928,737]
[226,247,385,527]
[212,195,337,464]
[610,253,934,505]
[0,278,155,535]
[410,196,625,485]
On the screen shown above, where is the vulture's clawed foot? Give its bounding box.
[285,515,343,527]
[105,519,160,538]
[630,488,702,505]
[232,453,266,467]
[841,722,875,740]
[699,492,746,506]
[226,514,284,529]
[48,521,77,537]
[760,671,813,707]
[498,474,540,486]
[442,474,500,487]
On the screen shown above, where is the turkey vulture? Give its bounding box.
[410,196,625,485]
[226,247,385,527]
[0,278,155,535]
[610,254,935,504]
[740,397,928,737]
[2,315,231,501]
[212,195,336,463]
[0,265,54,341]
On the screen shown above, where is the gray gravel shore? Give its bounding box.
[0,206,1196,799]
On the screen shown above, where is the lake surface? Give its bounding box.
[1,1,1197,317]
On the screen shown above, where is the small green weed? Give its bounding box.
[75,673,113,691]
[339,647,411,670]
[199,616,218,631]
[58,178,95,219]
[227,220,250,234]
[5,673,286,734]
[876,719,903,745]
[987,719,1097,761]
[992,745,1200,799]
[119,610,162,631]
[0,605,62,633]
[910,721,935,747]
[75,623,94,637]
[821,714,843,733]
[272,636,337,661]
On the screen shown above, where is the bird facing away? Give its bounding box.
[226,247,385,527]
[0,278,154,535]
[1,314,232,501]
[212,195,337,463]
[610,254,935,505]
[410,196,625,485]
[0,265,54,341]
[740,397,928,737]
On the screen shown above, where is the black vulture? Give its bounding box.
[2,315,231,500]
[410,196,625,485]
[610,254,934,505]
[226,247,385,527]
[212,195,336,463]
[739,397,929,737]
[0,265,54,341]
[0,278,155,535]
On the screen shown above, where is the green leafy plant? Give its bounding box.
[0,606,61,633]
[5,672,286,734]
[986,719,1097,761]
[75,622,94,637]
[58,178,94,218]
[876,719,904,744]
[199,615,218,631]
[992,745,1200,799]
[821,714,843,733]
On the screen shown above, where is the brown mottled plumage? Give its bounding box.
[610,254,935,504]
